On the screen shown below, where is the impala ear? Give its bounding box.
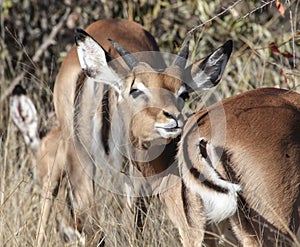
[74,29,122,94]
[186,40,233,91]
[75,28,110,78]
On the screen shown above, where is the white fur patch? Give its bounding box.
[76,35,107,73]
[200,184,240,223]
[136,82,151,96]
[155,126,182,139]
[61,220,85,245]
[177,85,187,97]
[155,117,183,139]
[10,94,40,152]
[181,138,241,223]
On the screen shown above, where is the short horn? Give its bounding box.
[108,38,139,69]
[173,41,189,69]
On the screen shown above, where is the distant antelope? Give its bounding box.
[178,88,300,246]
[10,18,233,246]
[9,86,86,244]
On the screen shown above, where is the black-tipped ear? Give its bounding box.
[186,40,233,91]
[75,29,112,64]
[74,28,90,46]
[222,40,233,56]
[75,28,109,77]
[12,85,27,96]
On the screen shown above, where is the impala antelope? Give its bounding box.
[10,18,232,246]
[178,88,300,246]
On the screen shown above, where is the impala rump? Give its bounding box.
[178,88,300,246]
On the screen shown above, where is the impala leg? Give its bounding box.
[43,172,87,245]
[229,212,261,247]
[36,177,61,247]
[35,128,67,247]
[290,194,300,242]
[228,202,279,247]
[160,175,205,247]
[204,222,238,247]
[66,143,105,246]
[230,201,296,247]
[133,195,150,241]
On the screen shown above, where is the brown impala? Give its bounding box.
[10,18,232,246]
[178,88,300,246]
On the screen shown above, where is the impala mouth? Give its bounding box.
[155,118,184,139]
[157,126,181,132]
[155,126,182,139]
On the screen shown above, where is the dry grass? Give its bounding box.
[1,0,299,246]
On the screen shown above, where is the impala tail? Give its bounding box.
[10,84,40,154]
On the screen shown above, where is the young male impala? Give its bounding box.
[178,88,300,246]
[10,18,233,246]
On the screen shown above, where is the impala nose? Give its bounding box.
[163,111,184,128]
[163,110,175,119]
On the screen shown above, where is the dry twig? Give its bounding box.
[0,7,71,104]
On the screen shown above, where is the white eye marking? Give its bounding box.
[177,86,189,102]
[177,86,187,98]
[136,82,151,96]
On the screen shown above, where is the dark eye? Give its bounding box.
[179,91,189,101]
[130,88,144,99]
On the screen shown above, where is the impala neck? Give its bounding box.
[134,137,179,178]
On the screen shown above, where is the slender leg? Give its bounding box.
[204,222,238,247]
[66,142,105,246]
[229,201,295,247]
[160,174,205,247]
[229,212,260,247]
[35,128,67,247]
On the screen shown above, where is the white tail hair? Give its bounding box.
[10,85,40,153]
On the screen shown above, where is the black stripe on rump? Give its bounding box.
[189,167,228,193]
[182,111,229,194]
[101,84,111,155]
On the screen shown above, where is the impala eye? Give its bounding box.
[179,91,189,101]
[130,88,144,99]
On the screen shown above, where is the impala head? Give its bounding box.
[75,28,232,147]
